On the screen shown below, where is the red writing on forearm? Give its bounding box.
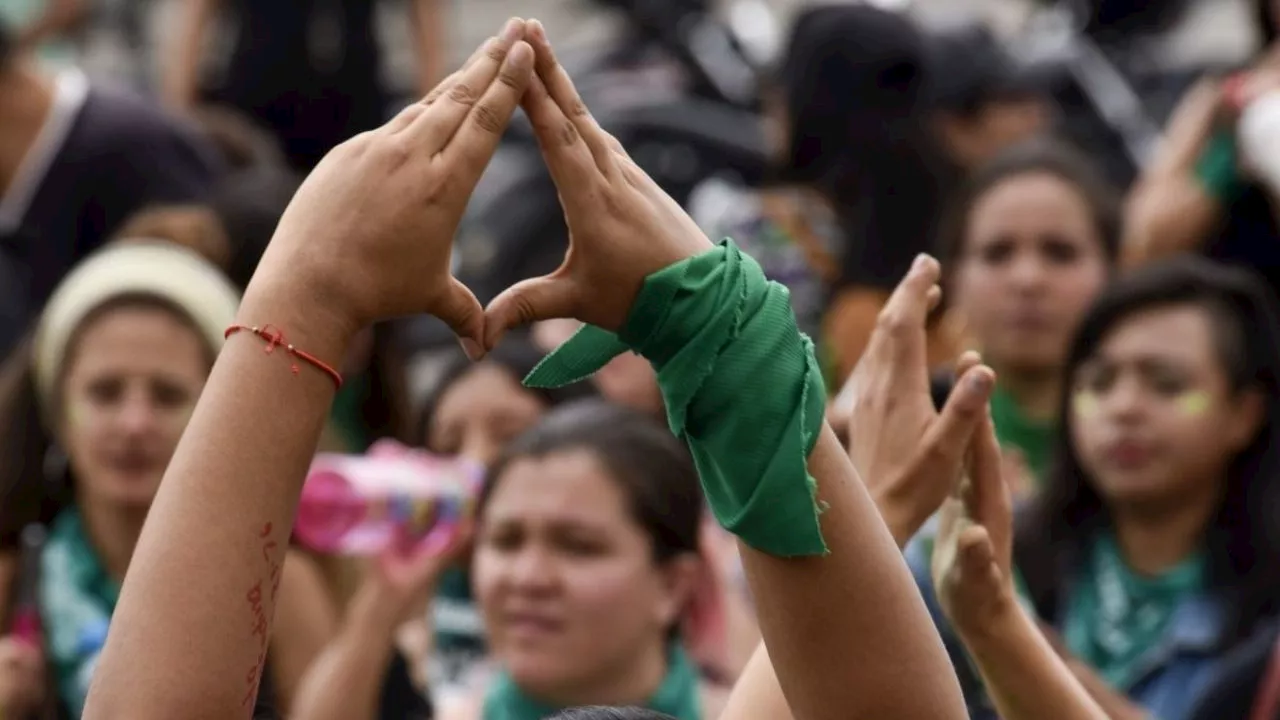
[242,522,284,709]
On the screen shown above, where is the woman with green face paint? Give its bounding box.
[911,256,1280,720]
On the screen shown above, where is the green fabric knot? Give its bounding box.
[527,240,828,557]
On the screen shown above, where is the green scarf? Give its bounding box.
[1063,534,1206,690]
[38,508,121,717]
[482,645,701,720]
[528,240,827,557]
[988,385,1054,484]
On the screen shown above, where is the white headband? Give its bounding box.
[32,242,240,417]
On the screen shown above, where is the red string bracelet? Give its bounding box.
[224,324,344,389]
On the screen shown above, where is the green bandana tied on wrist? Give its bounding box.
[527,240,828,556]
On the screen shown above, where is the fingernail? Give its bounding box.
[502,18,523,42]
[460,337,485,362]
[969,369,993,393]
[531,19,547,42]
[912,254,927,271]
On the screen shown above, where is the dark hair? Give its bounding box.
[775,4,953,274]
[549,708,678,720]
[0,21,11,64]
[417,334,597,444]
[1015,257,1280,647]
[480,400,702,566]
[937,137,1122,276]
[1258,0,1277,48]
[208,167,303,292]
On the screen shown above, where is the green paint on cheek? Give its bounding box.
[1176,391,1210,417]
[1073,391,1099,419]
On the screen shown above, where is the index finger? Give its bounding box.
[409,18,526,153]
[443,40,536,183]
[519,71,600,190]
[524,19,616,172]
[871,254,941,365]
[964,410,1012,564]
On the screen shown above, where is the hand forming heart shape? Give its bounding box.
[240,17,717,362]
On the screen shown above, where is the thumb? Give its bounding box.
[433,277,486,361]
[484,273,576,350]
[920,366,995,488]
[956,524,996,579]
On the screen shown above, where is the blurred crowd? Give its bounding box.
[3,0,1280,718]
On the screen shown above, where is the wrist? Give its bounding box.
[238,277,361,380]
[949,589,1024,650]
[346,583,403,644]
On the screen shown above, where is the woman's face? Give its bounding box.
[1071,305,1263,513]
[474,449,686,697]
[427,363,547,468]
[952,171,1110,374]
[59,305,210,508]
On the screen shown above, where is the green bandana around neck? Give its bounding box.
[527,240,828,556]
[39,508,121,717]
[1063,533,1206,690]
[482,645,701,720]
[987,385,1054,484]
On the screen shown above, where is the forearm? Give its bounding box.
[268,552,341,713]
[738,427,966,720]
[959,606,1107,720]
[84,290,353,719]
[161,0,218,110]
[1121,179,1221,268]
[290,589,398,720]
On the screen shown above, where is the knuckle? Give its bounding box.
[447,83,479,108]
[486,42,508,66]
[570,99,589,118]
[875,308,909,339]
[557,119,581,147]
[473,102,505,135]
[497,67,523,91]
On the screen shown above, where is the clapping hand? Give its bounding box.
[837,256,996,547]
[931,410,1016,636]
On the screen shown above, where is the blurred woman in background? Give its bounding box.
[296,401,720,720]
[932,139,1119,488]
[416,337,596,704]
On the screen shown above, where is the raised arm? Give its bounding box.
[83,19,534,719]
[931,411,1106,720]
[481,22,969,720]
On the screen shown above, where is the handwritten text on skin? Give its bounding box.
[242,522,283,709]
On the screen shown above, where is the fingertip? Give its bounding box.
[507,40,534,72]
[926,284,942,310]
[500,17,524,43]
[965,365,995,395]
[911,253,941,280]
[529,19,548,43]
[460,337,486,362]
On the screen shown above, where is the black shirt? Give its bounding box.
[0,70,222,359]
